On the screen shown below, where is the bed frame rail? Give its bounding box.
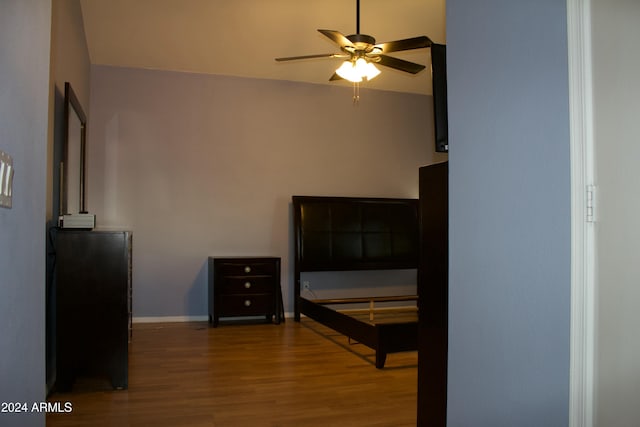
[299,297,418,368]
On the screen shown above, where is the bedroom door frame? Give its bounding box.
[567,0,596,426]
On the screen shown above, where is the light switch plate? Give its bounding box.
[0,149,14,209]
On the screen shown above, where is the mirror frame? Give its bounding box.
[60,82,87,216]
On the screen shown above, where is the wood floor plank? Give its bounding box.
[47,319,417,426]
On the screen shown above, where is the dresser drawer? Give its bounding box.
[217,276,274,295]
[218,294,274,316]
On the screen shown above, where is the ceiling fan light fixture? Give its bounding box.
[361,59,381,80]
[336,60,360,82]
[336,58,380,83]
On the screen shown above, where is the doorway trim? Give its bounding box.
[567,0,596,425]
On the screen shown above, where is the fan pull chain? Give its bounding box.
[352,82,360,105]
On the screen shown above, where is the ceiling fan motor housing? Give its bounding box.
[348,34,376,52]
[344,34,381,59]
[346,33,376,46]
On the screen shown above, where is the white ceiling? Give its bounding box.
[80,0,446,95]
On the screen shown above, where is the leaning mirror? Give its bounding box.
[60,82,87,216]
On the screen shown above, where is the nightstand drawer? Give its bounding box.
[217,261,276,277]
[218,294,274,316]
[217,276,274,295]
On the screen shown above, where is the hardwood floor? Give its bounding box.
[47,319,417,426]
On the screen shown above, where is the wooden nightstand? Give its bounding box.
[208,257,283,327]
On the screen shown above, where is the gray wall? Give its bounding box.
[87,65,447,319]
[49,0,91,220]
[52,0,90,110]
[446,1,571,425]
[592,0,640,425]
[0,1,51,426]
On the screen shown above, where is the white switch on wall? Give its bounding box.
[0,149,14,209]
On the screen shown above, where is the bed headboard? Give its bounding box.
[293,196,419,271]
[292,196,419,319]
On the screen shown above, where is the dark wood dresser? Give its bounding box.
[54,229,132,391]
[208,257,282,327]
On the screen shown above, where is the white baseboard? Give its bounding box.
[132,315,209,323]
[133,313,295,324]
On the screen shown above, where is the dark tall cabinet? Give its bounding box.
[54,230,132,391]
[417,162,448,426]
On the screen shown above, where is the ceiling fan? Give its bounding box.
[275,0,432,85]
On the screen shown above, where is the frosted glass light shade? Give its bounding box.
[336,58,381,82]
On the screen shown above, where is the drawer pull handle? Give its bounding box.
[244,266,251,273]
[244,281,251,289]
[244,299,252,307]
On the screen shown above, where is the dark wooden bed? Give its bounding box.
[292,195,419,368]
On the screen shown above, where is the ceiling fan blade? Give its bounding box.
[377,55,426,74]
[275,53,346,62]
[374,36,432,53]
[329,72,343,81]
[318,29,355,49]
